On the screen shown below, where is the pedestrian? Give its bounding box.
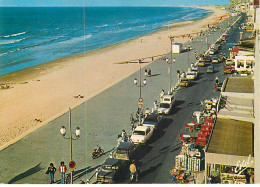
[121,129,127,141]
[215,76,219,84]
[153,100,158,111]
[129,160,138,181]
[148,68,151,77]
[58,161,67,184]
[145,108,150,117]
[213,84,217,92]
[144,69,148,77]
[46,163,57,184]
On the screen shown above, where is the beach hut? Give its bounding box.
[172,42,183,54]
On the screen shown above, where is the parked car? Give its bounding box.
[190,65,199,73]
[225,58,234,65]
[96,158,128,183]
[240,70,250,76]
[203,55,212,62]
[186,71,198,80]
[212,57,219,63]
[223,65,235,74]
[130,126,153,145]
[157,94,175,115]
[197,60,205,67]
[209,48,217,55]
[114,142,136,161]
[142,114,163,129]
[157,103,172,115]
[216,82,223,91]
[179,78,191,87]
[206,66,214,73]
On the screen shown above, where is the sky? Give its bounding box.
[0,0,230,7]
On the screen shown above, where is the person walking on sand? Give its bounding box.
[46,163,57,184]
[58,161,67,184]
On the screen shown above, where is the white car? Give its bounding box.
[186,71,198,80]
[158,94,175,114]
[190,66,199,73]
[130,126,153,145]
[212,57,219,63]
[157,103,172,114]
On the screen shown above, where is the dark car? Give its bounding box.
[114,142,136,161]
[96,158,128,183]
[204,55,212,62]
[216,82,223,91]
[142,114,163,129]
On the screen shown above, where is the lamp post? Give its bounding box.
[166,57,175,93]
[197,38,203,56]
[134,67,147,126]
[60,108,81,184]
[187,44,191,68]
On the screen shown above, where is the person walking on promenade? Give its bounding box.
[46,163,57,184]
[144,69,148,77]
[129,160,138,181]
[58,161,67,184]
[215,76,219,85]
[148,68,152,77]
[213,84,217,92]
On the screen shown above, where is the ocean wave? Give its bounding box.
[56,34,92,45]
[137,25,145,28]
[111,27,132,34]
[0,38,26,45]
[94,24,108,28]
[0,35,66,57]
[2,32,26,38]
[117,22,123,25]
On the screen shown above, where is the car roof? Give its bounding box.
[134,126,149,131]
[103,158,120,166]
[117,141,133,149]
[145,114,159,121]
[163,95,174,99]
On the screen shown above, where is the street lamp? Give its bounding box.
[133,67,147,126]
[166,57,174,93]
[187,44,191,68]
[60,108,81,184]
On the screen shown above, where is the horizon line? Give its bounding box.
[0,4,228,8]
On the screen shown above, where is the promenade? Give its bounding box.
[0,13,248,184]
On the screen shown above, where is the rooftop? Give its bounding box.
[207,118,253,156]
[223,77,254,93]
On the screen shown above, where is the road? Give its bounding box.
[0,13,249,184]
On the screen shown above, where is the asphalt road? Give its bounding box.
[0,13,249,184]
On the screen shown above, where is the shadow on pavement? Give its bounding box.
[148,130,166,144]
[174,100,185,107]
[149,73,161,77]
[8,162,43,184]
[158,118,172,130]
[134,145,153,160]
[139,163,162,179]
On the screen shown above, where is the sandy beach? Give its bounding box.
[0,6,230,150]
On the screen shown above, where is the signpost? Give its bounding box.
[69,160,76,169]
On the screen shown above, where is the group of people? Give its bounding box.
[144,68,152,77]
[45,161,67,184]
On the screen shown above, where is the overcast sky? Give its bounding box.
[0,0,229,7]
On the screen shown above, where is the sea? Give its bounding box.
[0,7,211,75]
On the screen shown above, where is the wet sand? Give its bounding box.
[0,6,230,150]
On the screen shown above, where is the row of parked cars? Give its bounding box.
[96,95,171,183]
